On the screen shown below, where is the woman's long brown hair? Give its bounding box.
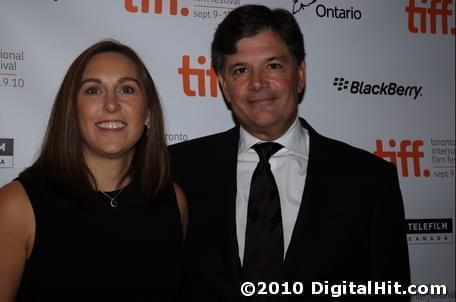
[25,40,170,201]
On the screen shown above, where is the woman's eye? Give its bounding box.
[86,87,100,95]
[119,86,134,94]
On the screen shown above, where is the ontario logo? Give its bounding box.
[333,77,423,100]
[292,0,317,15]
[292,1,362,20]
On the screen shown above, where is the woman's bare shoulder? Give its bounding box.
[0,180,35,255]
[0,180,35,302]
[0,181,31,211]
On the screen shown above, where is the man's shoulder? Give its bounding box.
[306,123,395,173]
[169,127,239,178]
[169,127,238,153]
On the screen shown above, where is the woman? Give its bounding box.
[0,40,187,301]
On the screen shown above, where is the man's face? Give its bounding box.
[218,30,305,141]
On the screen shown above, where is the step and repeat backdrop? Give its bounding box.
[1,0,454,300]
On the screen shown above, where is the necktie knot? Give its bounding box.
[252,142,283,164]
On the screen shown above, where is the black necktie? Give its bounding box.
[243,142,284,283]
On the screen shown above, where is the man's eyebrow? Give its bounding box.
[227,63,247,71]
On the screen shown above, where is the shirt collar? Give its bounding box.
[238,118,309,159]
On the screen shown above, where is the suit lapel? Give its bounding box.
[281,118,325,280]
[216,127,244,293]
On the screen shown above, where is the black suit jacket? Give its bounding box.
[170,118,410,301]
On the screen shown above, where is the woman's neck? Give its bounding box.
[84,152,133,192]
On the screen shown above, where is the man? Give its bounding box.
[171,5,410,301]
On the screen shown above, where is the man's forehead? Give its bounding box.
[234,30,286,50]
[223,33,293,67]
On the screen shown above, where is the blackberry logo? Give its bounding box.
[333,77,349,91]
[333,77,423,100]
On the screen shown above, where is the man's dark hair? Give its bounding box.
[211,5,305,74]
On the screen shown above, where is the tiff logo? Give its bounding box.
[178,55,218,97]
[373,139,430,177]
[124,0,189,16]
[405,0,455,35]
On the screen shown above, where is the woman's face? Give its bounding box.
[77,51,149,162]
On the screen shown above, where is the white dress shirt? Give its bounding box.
[236,118,310,263]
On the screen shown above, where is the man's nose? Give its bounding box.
[248,69,268,91]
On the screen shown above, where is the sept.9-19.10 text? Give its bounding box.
[0,77,24,88]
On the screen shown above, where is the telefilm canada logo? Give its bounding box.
[333,77,423,100]
[0,138,14,168]
[407,218,453,244]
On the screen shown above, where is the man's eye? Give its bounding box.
[269,63,282,69]
[233,67,247,75]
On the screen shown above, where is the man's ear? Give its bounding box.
[297,62,306,94]
[217,73,230,103]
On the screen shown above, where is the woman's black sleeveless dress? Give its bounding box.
[15,169,184,301]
